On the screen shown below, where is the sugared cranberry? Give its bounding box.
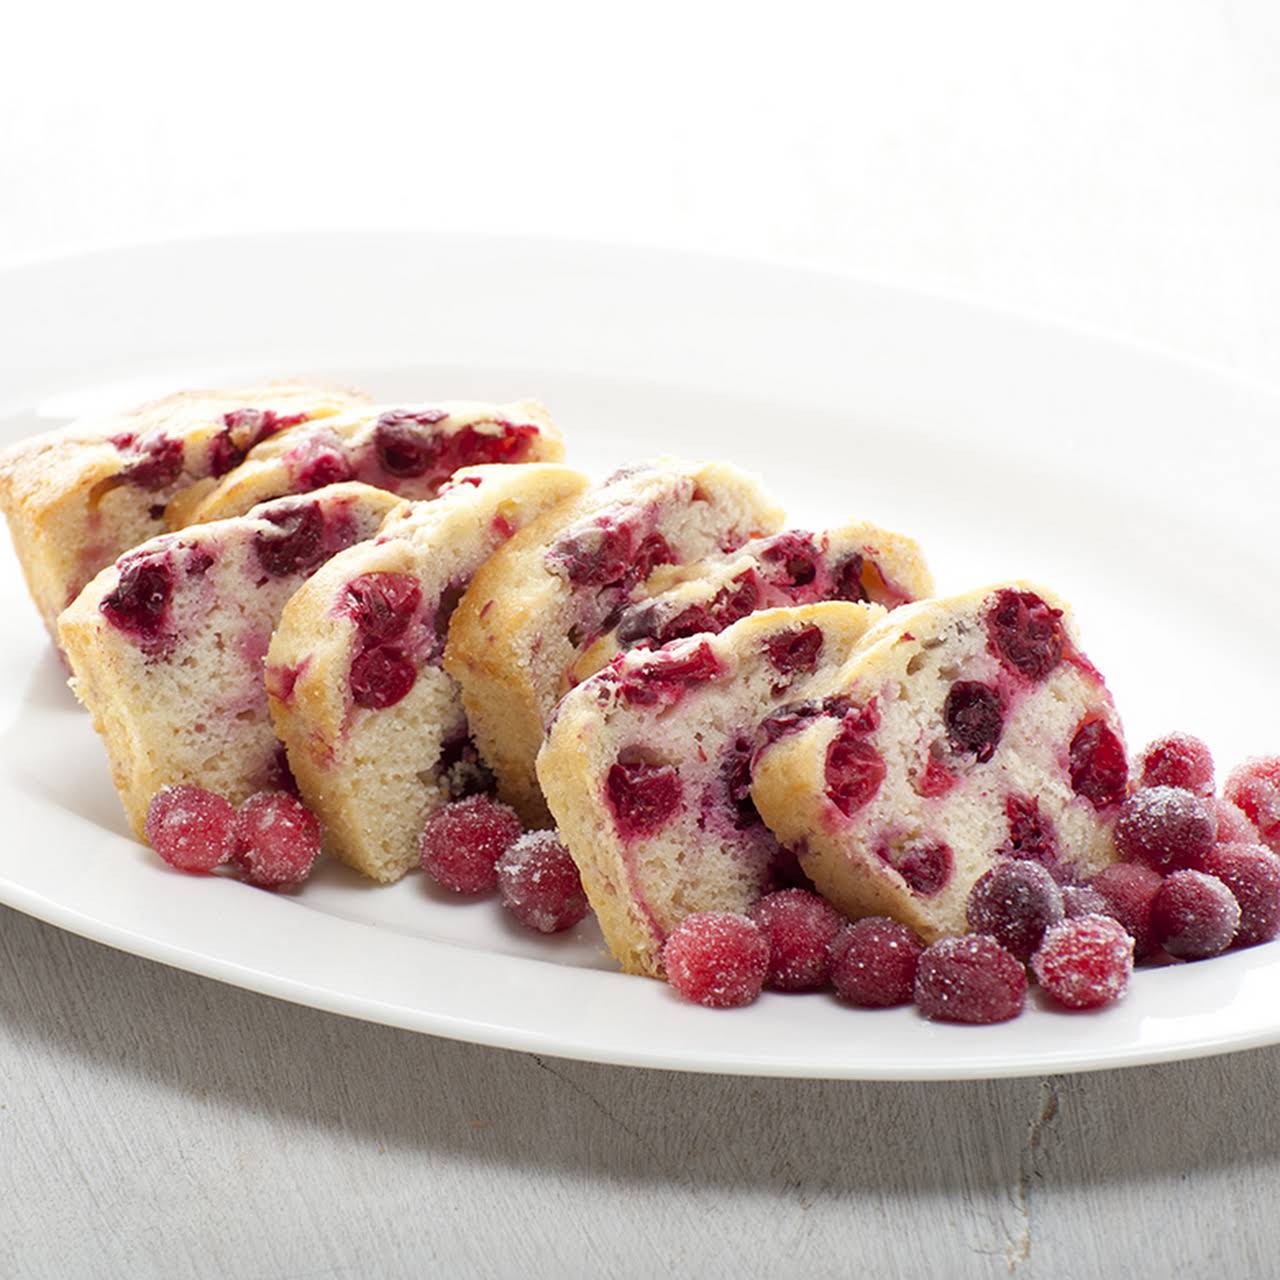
[828,917,924,1007]
[1032,915,1134,1010]
[942,681,1004,763]
[1201,843,1280,948]
[1137,733,1214,796]
[1215,796,1262,847]
[1224,757,1280,853]
[145,785,237,872]
[1090,862,1164,960]
[616,642,722,707]
[824,711,886,816]
[606,759,682,839]
[764,624,823,678]
[419,795,522,894]
[234,791,322,888]
[986,588,1065,681]
[878,839,952,896]
[1114,786,1216,872]
[1151,869,1240,960]
[966,860,1064,961]
[833,554,868,602]
[341,572,422,642]
[759,533,819,589]
[662,912,769,1008]
[1069,718,1129,810]
[1062,884,1110,919]
[100,554,173,647]
[254,503,325,577]
[372,410,447,477]
[120,435,184,490]
[495,831,590,933]
[748,889,843,992]
[349,645,417,710]
[1000,795,1060,874]
[914,935,1027,1024]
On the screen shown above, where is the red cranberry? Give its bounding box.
[1224,757,1280,853]
[662,912,769,1008]
[1201,843,1280,948]
[1114,786,1216,872]
[1062,884,1110,919]
[722,737,760,830]
[878,839,952,896]
[966,860,1064,961]
[824,711,886,816]
[1215,797,1261,847]
[549,521,633,587]
[759,532,819,589]
[254,502,325,577]
[373,410,447,477]
[234,791,322,888]
[707,573,761,629]
[916,753,957,798]
[748,889,844,992]
[1032,915,1134,1009]
[145,785,237,872]
[100,553,173,647]
[1137,733,1214,797]
[296,451,354,490]
[120,435,184,490]
[764,624,823,678]
[1090,862,1164,960]
[833,554,868,603]
[1000,795,1060,875]
[942,681,1004,763]
[631,533,674,586]
[443,422,538,470]
[606,759,682,839]
[986,588,1065,681]
[616,642,722,707]
[1151,869,1240,959]
[914,935,1027,1024]
[496,831,590,932]
[341,572,421,642]
[1069,718,1129,810]
[419,795,521,894]
[349,645,417,709]
[828,917,924,1007]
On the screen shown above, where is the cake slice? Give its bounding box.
[58,483,401,838]
[750,583,1129,943]
[0,381,367,640]
[538,603,884,976]
[266,463,588,883]
[444,459,785,824]
[169,399,565,527]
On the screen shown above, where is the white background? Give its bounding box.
[5,5,1280,1278]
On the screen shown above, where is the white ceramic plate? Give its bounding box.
[2,232,1278,1080]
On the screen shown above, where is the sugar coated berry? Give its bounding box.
[234,791,321,888]
[495,831,589,933]
[1151,870,1241,960]
[915,935,1026,1024]
[1090,862,1164,959]
[748,889,844,992]
[662,912,769,1009]
[1062,884,1110,920]
[1113,786,1216,873]
[1032,915,1134,1010]
[1224,758,1280,853]
[419,795,522,894]
[1214,797,1261,847]
[828,917,924,1007]
[1201,843,1280,948]
[145,785,237,873]
[966,860,1064,962]
[1137,733,1214,797]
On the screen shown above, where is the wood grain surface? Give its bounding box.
[0,904,1273,1279]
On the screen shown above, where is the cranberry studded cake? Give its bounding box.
[169,399,564,527]
[569,519,934,684]
[538,602,884,976]
[750,583,1129,942]
[444,459,786,825]
[0,381,367,640]
[58,483,401,838]
[266,464,588,883]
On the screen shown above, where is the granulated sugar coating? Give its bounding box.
[1113,786,1216,873]
[914,935,1027,1024]
[1062,884,1110,920]
[1137,733,1215,797]
[662,912,769,1008]
[966,860,1064,961]
[495,831,589,933]
[1224,757,1280,853]
[748,889,844,992]
[1202,843,1280,948]
[1151,870,1241,960]
[145,785,237,873]
[419,795,523,894]
[1091,862,1164,959]
[828,917,924,1008]
[234,791,321,888]
[1032,915,1134,1009]
[1214,797,1262,848]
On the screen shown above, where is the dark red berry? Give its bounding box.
[342,572,422,642]
[833,554,868,602]
[1224,758,1280,853]
[372,410,447,477]
[606,759,682,839]
[824,713,886,816]
[548,521,633,587]
[966,860,1064,961]
[616,642,722,707]
[1090,862,1164,960]
[706,573,760,629]
[828,917,924,1007]
[1151,869,1240,960]
[1114,786,1216,872]
[100,553,173,648]
[877,839,953,896]
[349,644,417,709]
[914,935,1027,1024]
[915,754,956,798]
[120,435,184,490]
[662,912,769,1008]
[1032,915,1134,1009]
[296,451,354,490]
[1069,718,1129,810]
[234,791,322,888]
[943,681,1004,763]
[1215,796,1262,847]
[759,532,819,589]
[1000,794,1060,874]
[1201,843,1280,948]
[986,588,1065,681]
[1062,884,1110,919]
[419,795,522,894]
[764,624,823,679]
[748,889,843,992]
[1137,733,1214,796]
[254,502,325,577]
[722,737,760,830]
[145,785,237,872]
[496,831,590,933]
